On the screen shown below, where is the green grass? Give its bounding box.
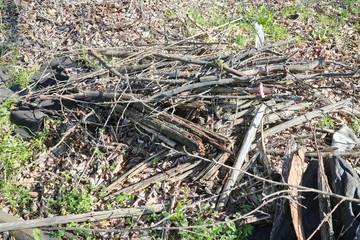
[185,4,291,48]
[183,1,359,49]
[0,98,47,213]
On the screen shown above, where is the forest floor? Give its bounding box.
[0,0,359,239]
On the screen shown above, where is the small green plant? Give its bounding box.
[319,114,335,128]
[349,116,360,133]
[7,67,39,89]
[47,188,93,215]
[2,183,32,211]
[152,157,159,165]
[78,46,100,69]
[51,229,65,238]
[68,221,95,240]
[153,182,161,189]
[147,211,160,222]
[178,213,254,240]
[32,229,43,240]
[115,193,135,207]
[162,198,188,227]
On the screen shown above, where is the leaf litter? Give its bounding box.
[0,0,359,239]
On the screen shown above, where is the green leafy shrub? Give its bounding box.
[47,188,93,215]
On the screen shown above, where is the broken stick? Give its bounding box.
[0,204,167,232]
[217,104,267,210]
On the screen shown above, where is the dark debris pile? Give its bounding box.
[1,42,360,239]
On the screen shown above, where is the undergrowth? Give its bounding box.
[0,98,47,214]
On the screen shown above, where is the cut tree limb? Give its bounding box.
[89,49,123,78]
[216,104,267,210]
[0,210,56,240]
[114,105,205,154]
[264,98,352,137]
[106,150,169,193]
[106,161,201,198]
[146,77,254,102]
[0,205,167,232]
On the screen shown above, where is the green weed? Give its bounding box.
[2,183,32,211]
[349,116,360,133]
[152,157,159,165]
[0,98,47,180]
[68,222,95,240]
[32,229,43,240]
[255,6,275,26]
[178,212,253,240]
[7,66,39,89]
[115,193,135,207]
[78,46,100,69]
[47,188,93,215]
[319,114,335,128]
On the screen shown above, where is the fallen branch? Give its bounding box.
[106,161,201,198]
[217,104,267,210]
[0,204,167,232]
[264,98,352,137]
[146,77,254,102]
[89,49,123,78]
[0,210,54,240]
[106,150,169,193]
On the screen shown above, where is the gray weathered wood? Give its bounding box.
[0,205,166,232]
[0,210,56,240]
[264,98,352,137]
[217,104,267,210]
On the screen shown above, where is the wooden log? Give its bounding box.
[217,104,267,210]
[114,105,205,154]
[0,210,56,240]
[106,150,169,193]
[0,205,166,232]
[106,161,201,197]
[264,98,352,137]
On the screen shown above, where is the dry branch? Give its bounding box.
[264,98,352,137]
[217,104,267,210]
[146,77,253,102]
[106,150,169,193]
[0,205,167,232]
[237,57,325,76]
[89,49,123,78]
[106,161,201,198]
[0,210,54,240]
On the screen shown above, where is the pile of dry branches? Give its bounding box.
[2,41,360,239]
